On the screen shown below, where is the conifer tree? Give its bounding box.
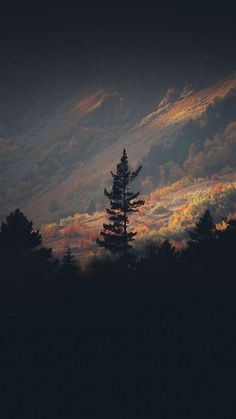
[188,209,216,247]
[0,208,55,285]
[0,208,41,255]
[97,149,145,259]
[60,247,79,279]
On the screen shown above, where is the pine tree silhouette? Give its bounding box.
[188,209,216,247]
[97,149,145,260]
[183,209,219,271]
[0,208,41,254]
[0,208,55,286]
[59,247,80,280]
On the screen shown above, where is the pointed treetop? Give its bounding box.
[0,208,42,252]
[97,149,145,257]
[60,247,80,279]
[188,209,216,246]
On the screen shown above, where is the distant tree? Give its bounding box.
[141,239,177,275]
[0,208,56,286]
[59,247,80,280]
[188,209,216,247]
[183,209,219,274]
[158,239,176,259]
[97,149,145,260]
[145,239,176,260]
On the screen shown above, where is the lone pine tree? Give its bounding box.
[97,149,145,259]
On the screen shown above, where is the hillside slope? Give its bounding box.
[1,73,236,231]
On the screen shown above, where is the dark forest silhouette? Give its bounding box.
[1,203,236,287]
[1,152,236,419]
[1,150,236,287]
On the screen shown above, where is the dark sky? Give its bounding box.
[1,0,236,118]
[1,1,236,61]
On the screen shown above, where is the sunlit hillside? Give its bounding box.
[1,72,236,258]
[41,174,236,263]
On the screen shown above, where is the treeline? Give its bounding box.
[89,208,236,284]
[0,208,81,288]
[1,149,236,289]
[2,208,236,419]
[0,206,236,289]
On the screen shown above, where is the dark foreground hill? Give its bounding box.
[1,277,235,419]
